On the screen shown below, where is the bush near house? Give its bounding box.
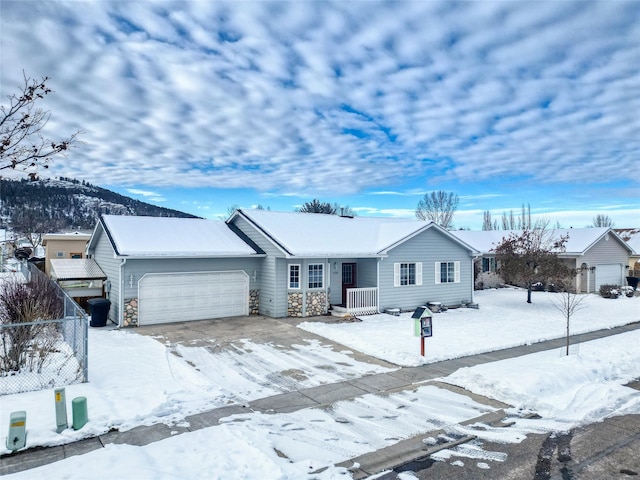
[0,273,64,374]
[599,284,621,299]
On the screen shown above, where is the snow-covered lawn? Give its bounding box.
[2,289,639,479]
[300,288,640,366]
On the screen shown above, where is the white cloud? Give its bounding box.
[1,0,637,208]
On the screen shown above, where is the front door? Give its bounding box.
[342,263,357,305]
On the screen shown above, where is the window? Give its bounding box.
[56,252,65,258]
[289,264,300,289]
[435,261,460,284]
[308,263,324,289]
[482,257,496,273]
[70,253,83,259]
[394,262,423,287]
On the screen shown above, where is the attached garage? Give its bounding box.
[138,271,249,325]
[595,264,623,290]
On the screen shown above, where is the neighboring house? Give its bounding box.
[87,211,478,327]
[452,228,633,293]
[50,258,107,309]
[42,232,92,276]
[614,228,640,276]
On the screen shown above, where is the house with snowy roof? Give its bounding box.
[614,228,640,275]
[87,211,479,327]
[451,228,633,293]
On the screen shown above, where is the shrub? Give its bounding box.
[0,272,64,374]
[599,284,621,299]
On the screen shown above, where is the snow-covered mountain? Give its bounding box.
[0,177,197,232]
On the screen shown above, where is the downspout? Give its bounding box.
[376,257,381,313]
[326,258,330,314]
[119,258,127,328]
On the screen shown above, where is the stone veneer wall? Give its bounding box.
[249,289,259,315]
[288,291,328,317]
[305,291,327,317]
[288,292,303,317]
[123,298,138,327]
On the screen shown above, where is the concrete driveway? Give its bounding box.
[135,314,396,368]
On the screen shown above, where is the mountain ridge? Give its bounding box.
[0,177,198,234]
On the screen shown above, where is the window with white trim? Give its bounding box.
[288,264,300,289]
[308,263,324,289]
[56,252,64,258]
[394,262,423,286]
[435,261,460,284]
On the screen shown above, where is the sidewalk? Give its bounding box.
[2,321,639,476]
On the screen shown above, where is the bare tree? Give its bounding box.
[493,226,574,303]
[592,214,614,228]
[1,73,82,179]
[298,199,336,214]
[482,210,498,230]
[415,191,459,229]
[551,288,586,356]
[501,203,534,230]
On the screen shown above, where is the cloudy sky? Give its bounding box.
[1,1,638,228]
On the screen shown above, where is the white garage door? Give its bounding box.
[595,264,622,290]
[138,271,249,325]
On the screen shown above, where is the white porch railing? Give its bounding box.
[346,287,378,316]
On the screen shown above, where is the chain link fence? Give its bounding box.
[0,264,88,396]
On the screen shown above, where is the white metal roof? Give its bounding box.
[50,259,107,280]
[231,209,476,257]
[100,215,259,257]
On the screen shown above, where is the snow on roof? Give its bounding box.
[451,227,628,255]
[101,215,259,257]
[233,210,470,257]
[43,232,91,244]
[51,259,106,280]
[615,228,640,255]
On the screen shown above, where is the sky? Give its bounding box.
[1,289,639,478]
[0,0,639,229]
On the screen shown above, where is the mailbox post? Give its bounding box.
[411,306,433,356]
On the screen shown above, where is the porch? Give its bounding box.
[331,287,379,317]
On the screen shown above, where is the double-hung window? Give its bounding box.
[288,264,300,289]
[393,262,423,287]
[435,261,460,284]
[308,263,324,289]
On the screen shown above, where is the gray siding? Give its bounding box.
[231,216,286,317]
[358,259,378,289]
[90,229,121,325]
[580,235,630,268]
[578,234,630,290]
[379,228,474,311]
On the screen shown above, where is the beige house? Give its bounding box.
[615,228,640,275]
[42,232,91,276]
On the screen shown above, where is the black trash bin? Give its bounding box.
[627,276,639,291]
[88,298,111,327]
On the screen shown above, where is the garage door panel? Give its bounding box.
[138,271,249,325]
[595,264,622,290]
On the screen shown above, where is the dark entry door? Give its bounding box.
[342,263,357,305]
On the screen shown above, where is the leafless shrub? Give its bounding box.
[0,271,64,374]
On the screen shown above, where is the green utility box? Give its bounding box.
[72,397,88,430]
